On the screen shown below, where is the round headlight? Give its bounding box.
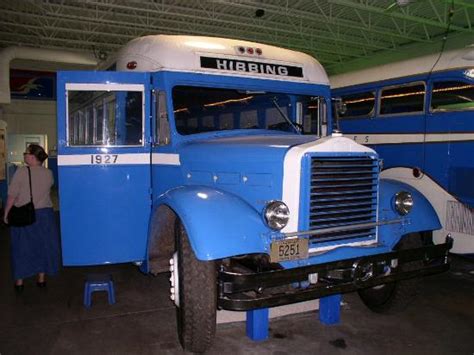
[394,191,413,215]
[264,201,290,230]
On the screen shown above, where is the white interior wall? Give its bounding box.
[2,99,56,152]
[0,58,96,155]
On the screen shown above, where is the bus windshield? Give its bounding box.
[172,86,324,135]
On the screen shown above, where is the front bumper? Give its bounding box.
[218,237,453,311]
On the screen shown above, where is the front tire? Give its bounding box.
[175,220,217,353]
[358,233,423,314]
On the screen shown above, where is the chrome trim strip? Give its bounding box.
[283,219,403,238]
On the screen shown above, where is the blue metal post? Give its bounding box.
[319,294,341,325]
[246,308,269,341]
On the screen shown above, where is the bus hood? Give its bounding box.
[178,134,317,165]
[178,133,376,166]
[177,133,376,216]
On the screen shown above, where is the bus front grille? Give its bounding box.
[308,156,378,244]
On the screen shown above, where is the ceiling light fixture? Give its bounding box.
[255,9,265,18]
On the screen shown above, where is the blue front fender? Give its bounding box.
[378,179,441,248]
[155,185,270,261]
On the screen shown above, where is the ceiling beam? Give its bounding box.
[443,0,474,9]
[230,0,433,43]
[329,0,473,33]
[327,31,474,75]
[0,6,370,58]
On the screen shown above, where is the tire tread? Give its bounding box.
[177,222,216,353]
[358,233,422,314]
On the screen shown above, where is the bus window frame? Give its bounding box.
[429,79,474,113]
[65,83,146,148]
[337,90,376,120]
[377,81,426,117]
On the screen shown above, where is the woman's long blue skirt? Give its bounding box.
[10,208,61,280]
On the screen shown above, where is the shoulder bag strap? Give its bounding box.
[27,166,33,203]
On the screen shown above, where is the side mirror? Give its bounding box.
[331,97,346,132]
[332,97,347,116]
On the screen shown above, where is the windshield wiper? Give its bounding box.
[271,97,302,135]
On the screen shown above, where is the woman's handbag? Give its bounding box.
[8,167,36,227]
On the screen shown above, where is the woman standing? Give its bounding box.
[3,144,60,292]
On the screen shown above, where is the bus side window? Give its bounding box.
[86,106,94,145]
[338,91,375,119]
[266,106,289,129]
[218,113,233,130]
[309,97,326,135]
[431,81,474,111]
[240,110,258,129]
[68,90,144,147]
[379,83,425,115]
[299,96,325,135]
[202,116,215,131]
[156,91,171,145]
[94,100,104,144]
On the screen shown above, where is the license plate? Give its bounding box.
[270,238,309,263]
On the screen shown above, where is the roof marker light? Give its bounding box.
[238,46,245,54]
[127,61,137,70]
[247,47,254,54]
[256,48,262,55]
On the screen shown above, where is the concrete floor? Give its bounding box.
[1,224,473,355]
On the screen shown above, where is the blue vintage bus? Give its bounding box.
[331,47,474,255]
[57,35,451,352]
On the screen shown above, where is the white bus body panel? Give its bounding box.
[331,46,474,88]
[115,35,329,85]
[381,168,473,254]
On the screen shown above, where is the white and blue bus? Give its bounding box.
[57,35,452,352]
[331,46,474,255]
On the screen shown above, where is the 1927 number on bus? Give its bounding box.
[90,154,118,164]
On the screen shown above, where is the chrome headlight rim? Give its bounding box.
[264,200,290,231]
[394,191,413,216]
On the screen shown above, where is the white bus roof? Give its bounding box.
[115,35,329,85]
[331,45,474,89]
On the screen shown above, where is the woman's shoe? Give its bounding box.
[36,281,47,288]
[14,284,24,293]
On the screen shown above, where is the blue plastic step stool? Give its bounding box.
[83,274,116,308]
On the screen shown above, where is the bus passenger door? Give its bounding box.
[57,71,152,265]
